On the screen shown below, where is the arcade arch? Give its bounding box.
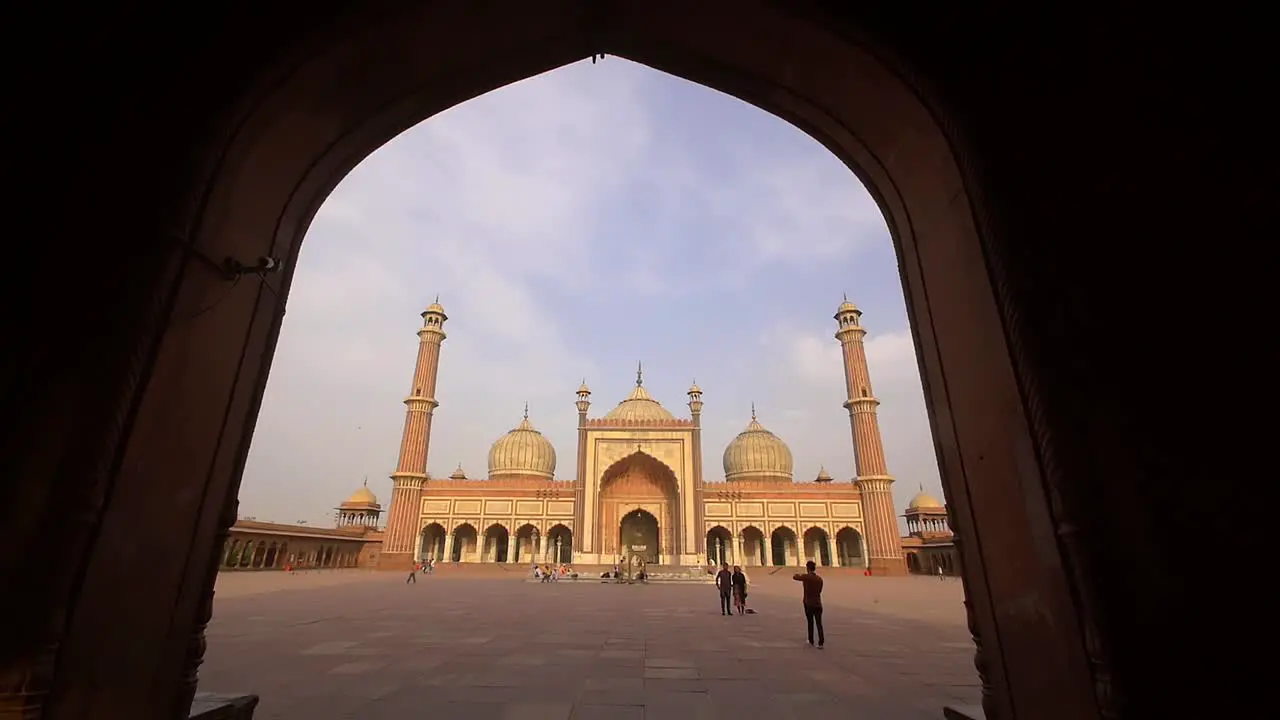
[835,527,866,568]
[740,526,767,567]
[706,526,734,566]
[802,527,833,567]
[546,524,573,565]
[483,524,511,563]
[514,524,539,564]
[451,523,478,563]
[770,527,799,567]
[419,523,447,563]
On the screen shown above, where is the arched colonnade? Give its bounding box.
[705,524,866,568]
[418,521,574,565]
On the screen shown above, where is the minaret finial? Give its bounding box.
[843,291,848,302]
[636,361,643,387]
[434,293,439,304]
[751,402,757,420]
[363,474,368,487]
[919,482,924,493]
[523,401,529,419]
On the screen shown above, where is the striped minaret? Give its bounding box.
[834,298,906,575]
[380,299,447,570]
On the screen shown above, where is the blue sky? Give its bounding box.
[237,58,942,527]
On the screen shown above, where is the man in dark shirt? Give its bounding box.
[714,563,733,616]
[792,560,825,647]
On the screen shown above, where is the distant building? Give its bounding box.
[376,299,921,575]
[900,488,958,576]
[219,484,384,570]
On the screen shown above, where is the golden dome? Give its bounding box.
[688,382,703,395]
[603,365,675,422]
[908,487,945,510]
[487,406,557,479]
[722,406,794,481]
[343,484,378,507]
[577,380,591,395]
[835,294,861,317]
[449,464,468,480]
[815,465,833,483]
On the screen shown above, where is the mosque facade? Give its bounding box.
[374,298,914,576]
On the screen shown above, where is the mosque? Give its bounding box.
[373,298,940,576]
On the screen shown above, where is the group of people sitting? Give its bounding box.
[532,563,575,582]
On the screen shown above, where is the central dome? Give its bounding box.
[722,408,794,482]
[603,364,676,422]
[603,384,677,422]
[488,407,557,479]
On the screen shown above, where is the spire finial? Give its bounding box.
[363,474,368,487]
[434,293,439,304]
[523,401,529,419]
[843,291,848,302]
[636,361,644,387]
[751,402,757,420]
[918,482,924,493]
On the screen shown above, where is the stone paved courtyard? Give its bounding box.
[201,569,979,719]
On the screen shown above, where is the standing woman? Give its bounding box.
[731,565,748,615]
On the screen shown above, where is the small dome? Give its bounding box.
[722,408,794,482]
[835,296,860,317]
[424,298,446,315]
[688,382,702,395]
[908,488,945,510]
[577,380,591,395]
[488,409,557,479]
[814,466,833,483]
[449,464,467,480]
[343,485,378,507]
[603,383,676,422]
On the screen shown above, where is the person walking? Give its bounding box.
[731,565,748,615]
[715,563,733,616]
[792,560,825,647]
[406,562,418,584]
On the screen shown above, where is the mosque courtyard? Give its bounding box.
[201,569,981,719]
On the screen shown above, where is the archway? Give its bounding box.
[802,527,832,567]
[706,526,733,566]
[237,542,253,569]
[740,527,767,567]
[597,452,680,561]
[619,509,660,564]
[770,527,798,567]
[835,527,865,568]
[4,3,1129,718]
[451,524,477,563]
[907,552,922,574]
[484,524,511,563]
[419,523,446,562]
[263,543,278,569]
[546,524,573,565]
[223,540,240,568]
[514,524,539,564]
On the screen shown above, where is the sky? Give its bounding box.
[237,57,943,528]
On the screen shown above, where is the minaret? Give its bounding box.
[834,297,906,575]
[573,379,591,553]
[687,381,705,556]
[381,299,447,570]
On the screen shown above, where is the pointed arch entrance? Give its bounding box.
[619,509,660,564]
[597,452,680,563]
